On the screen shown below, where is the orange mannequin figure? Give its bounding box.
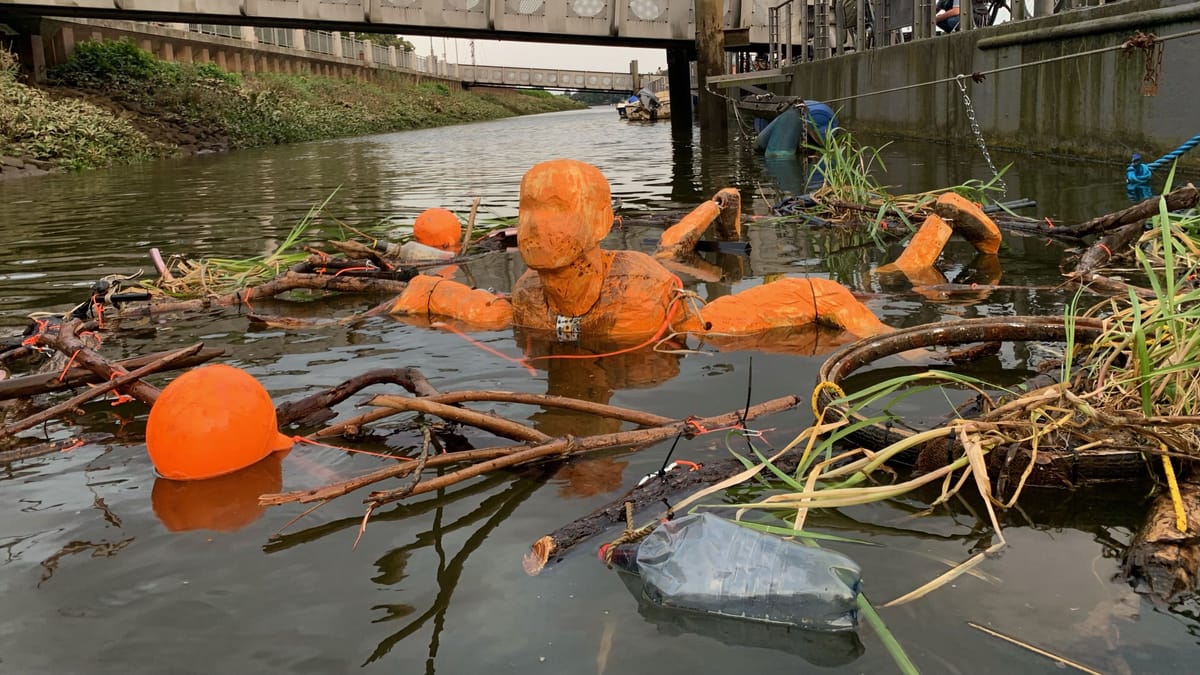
[389,159,907,342]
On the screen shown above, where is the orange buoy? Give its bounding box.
[413,208,463,251]
[145,364,294,481]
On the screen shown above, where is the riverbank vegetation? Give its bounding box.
[0,39,583,178]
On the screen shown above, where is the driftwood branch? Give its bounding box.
[370,394,551,443]
[986,186,1197,241]
[34,321,162,404]
[1074,220,1147,275]
[0,343,203,440]
[363,395,801,507]
[260,394,800,507]
[312,391,673,439]
[1065,184,1197,238]
[0,346,223,401]
[275,367,440,428]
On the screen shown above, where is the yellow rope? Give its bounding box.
[602,501,659,567]
[1160,443,1188,534]
[811,380,846,421]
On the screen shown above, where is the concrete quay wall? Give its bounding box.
[787,0,1200,166]
[20,18,456,87]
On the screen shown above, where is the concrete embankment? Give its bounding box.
[785,0,1200,168]
[0,35,583,181]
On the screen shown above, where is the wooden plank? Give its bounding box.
[706,69,792,88]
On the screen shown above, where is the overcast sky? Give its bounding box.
[415,37,669,73]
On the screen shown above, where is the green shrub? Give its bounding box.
[418,81,450,96]
[519,88,554,99]
[2,49,173,170]
[49,38,164,89]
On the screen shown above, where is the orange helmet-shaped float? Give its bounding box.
[146,364,294,481]
[414,208,462,251]
[518,159,614,270]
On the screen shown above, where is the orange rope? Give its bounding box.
[57,350,80,382]
[21,318,50,347]
[292,435,416,462]
[431,321,539,376]
[333,266,377,277]
[107,371,134,406]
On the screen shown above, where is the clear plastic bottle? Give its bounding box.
[606,512,862,632]
[398,241,456,262]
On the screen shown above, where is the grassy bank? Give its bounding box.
[0,40,584,178]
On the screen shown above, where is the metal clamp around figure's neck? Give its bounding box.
[554,314,582,343]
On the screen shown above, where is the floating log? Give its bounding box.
[524,447,807,575]
[1122,479,1200,604]
[1074,220,1147,275]
[1065,184,1197,238]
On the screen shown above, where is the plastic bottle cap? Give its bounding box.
[145,364,294,481]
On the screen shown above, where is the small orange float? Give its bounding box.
[413,208,463,251]
[145,364,294,481]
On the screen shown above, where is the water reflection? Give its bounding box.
[2,108,1197,674]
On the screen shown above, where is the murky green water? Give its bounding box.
[1,107,1197,674]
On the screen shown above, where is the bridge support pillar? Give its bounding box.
[695,0,727,138]
[667,47,692,135]
[29,35,46,83]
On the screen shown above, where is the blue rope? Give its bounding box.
[1127,133,1200,187]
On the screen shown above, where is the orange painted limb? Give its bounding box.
[656,188,742,259]
[934,193,1002,254]
[877,262,949,288]
[692,277,890,338]
[389,274,513,330]
[888,214,953,271]
[657,199,721,258]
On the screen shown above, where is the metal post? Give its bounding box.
[833,0,844,55]
[785,2,793,66]
[962,0,974,30]
[667,47,692,136]
[856,0,866,50]
[799,0,809,61]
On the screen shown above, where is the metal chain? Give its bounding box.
[955,75,1007,197]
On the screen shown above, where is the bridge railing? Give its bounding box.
[305,29,336,55]
[750,0,1112,66]
[255,25,294,48]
